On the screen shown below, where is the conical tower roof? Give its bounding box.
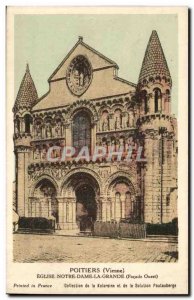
[14,64,38,112]
[138,30,171,84]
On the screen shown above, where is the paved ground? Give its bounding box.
[13,234,178,263]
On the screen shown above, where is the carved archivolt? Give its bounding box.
[67,99,98,123]
[60,167,102,196]
[104,171,137,196]
[29,174,59,197]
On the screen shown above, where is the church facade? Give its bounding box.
[13,31,178,231]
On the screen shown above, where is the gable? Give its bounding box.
[32,39,136,111]
[49,39,118,82]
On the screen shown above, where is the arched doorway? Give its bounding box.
[31,178,58,222]
[107,176,137,222]
[76,184,97,232]
[62,171,100,232]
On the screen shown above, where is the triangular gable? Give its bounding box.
[49,37,118,82]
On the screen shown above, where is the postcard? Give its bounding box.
[6,6,188,295]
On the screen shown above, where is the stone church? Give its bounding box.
[13,30,177,232]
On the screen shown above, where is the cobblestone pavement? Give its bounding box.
[13,234,178,263]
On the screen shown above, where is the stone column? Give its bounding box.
[68,202,72,222]
[159,96,162,112]
[91,122,97,156]
[102,201,107,222]
[96,201,101,221]
[31,199,35,217]
[24,150,30,217]
[20,118,25,133]
[16,147,30,217]
[64,198,78,230]
[106,200,111,221]
[63,201,67,223]
[150,94,154,114]
[115,199,121,222]
[121,196,126,219]
[65,123,72,148]
[57,198,64,224]
[48,197,52,218]
[111,199,115,220]
[39,199,42,217]
[72,200,76,224]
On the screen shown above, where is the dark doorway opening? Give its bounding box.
[76,184,97,232]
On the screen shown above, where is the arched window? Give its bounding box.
[24,114,32,133]
[73,111,91,154]
[101,110,109,131]
[125,191,131,218]
[15,116,20,133]
[142,90,148,114]
[154,88,161,113]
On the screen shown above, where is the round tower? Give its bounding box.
[137,30,172,116]
[13,64,38,216]
[137,31,177,224]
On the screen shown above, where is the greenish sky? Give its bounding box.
[14,14,178,115]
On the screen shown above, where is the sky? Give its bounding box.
[14,14,178,115]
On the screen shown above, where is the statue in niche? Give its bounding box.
[102,140,107,148]
[41,148,47,160]
[114,109,122,130]
[109,114,114,131]
[119,137,124,148]
[115,139,120,151]
[122,112,129,128]
[34,148,40,160]
[55,120,62,137]
[111,139,116,151]
[36,123,42,138]
[125,137,132,151]
[102,116,109,131]
[45,122,52,138]
[129,111,134,127]
[115,116,121,129]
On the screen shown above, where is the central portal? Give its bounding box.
[76,184,97,232]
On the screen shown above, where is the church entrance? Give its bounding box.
[76,184,97,232]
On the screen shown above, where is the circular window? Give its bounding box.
[66,55,92,96]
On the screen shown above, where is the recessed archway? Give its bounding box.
[107,175,137,222]
[61,171,100,232]
[75,183,97,232]
[31,178,58,222]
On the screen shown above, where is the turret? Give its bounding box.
[13,64,38,136]
[13,64,38,216]
[137,31,177,224]
[137,30,171,116]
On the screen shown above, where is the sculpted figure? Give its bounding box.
[41,148,47,160]
[36,124,42,138]
[34,148,40,160]
[102,116,109,131]
[122,112,129,128]
[55,121,62,137]
[109,114,114,131]
[129,111,134,127]
[45,123,52,138]
[115,116,121,130]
